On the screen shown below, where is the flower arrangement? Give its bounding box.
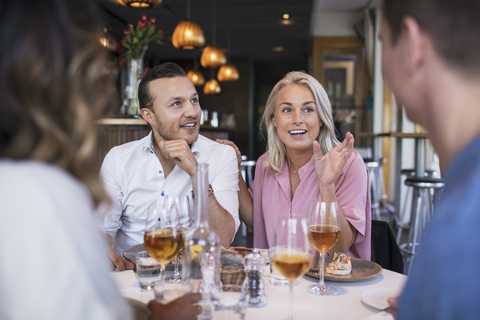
[121,15,164,62]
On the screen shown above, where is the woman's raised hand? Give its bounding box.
[313,132,354,187]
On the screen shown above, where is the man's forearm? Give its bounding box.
[208,196,236,247]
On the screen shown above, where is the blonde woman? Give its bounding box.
[219,71,371,259]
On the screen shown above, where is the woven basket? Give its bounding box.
[220,247,252,288]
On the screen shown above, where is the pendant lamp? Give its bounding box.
[172,21,205,49]
[119,0,162,8]
[203,79,221,95]
[187,70,205,86]
[217,64,239,82]
[172,0,205,49]
[200,0,226,68]
[200,46,226,68]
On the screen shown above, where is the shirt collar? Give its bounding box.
[143,131,154,153]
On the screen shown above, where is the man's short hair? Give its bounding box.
[383,0,480,77]
[138,62,187,110]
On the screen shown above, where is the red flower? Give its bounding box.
[120,15,164,62]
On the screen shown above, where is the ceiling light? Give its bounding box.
[217,65,239,82]
[283,13,290,19]
[118,0,162,8]
[272,46,284,52]
[187,70,205,86]
[172,21,205,49]
[203,79,221,95]
[171,0,205,49]
[200,46,226,68]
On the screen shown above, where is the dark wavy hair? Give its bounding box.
[0,0,116,207]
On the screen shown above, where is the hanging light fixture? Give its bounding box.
[201,46,226,68]
[172,21,205,49]
[203,79,221,95]
[119,0,162,8]
[200,0,226,68]
[187,70,205,86]
[217,28,239,82]
[217,64,239,82]
[172,0,205,49]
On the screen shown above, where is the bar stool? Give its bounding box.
[399,176,444,274]
[363,158,387,220]
[396,168,438,243]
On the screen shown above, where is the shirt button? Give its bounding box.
[161,191,165,196]
[158,170,162,174]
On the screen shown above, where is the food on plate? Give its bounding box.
[326,252,352,275]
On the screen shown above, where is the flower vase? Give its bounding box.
[126,58,143,116]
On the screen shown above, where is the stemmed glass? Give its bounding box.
[270,214,313,320]
[307,201,341,295]
[144,204,184,285]
[164,194,193,283]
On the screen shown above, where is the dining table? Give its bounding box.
[113,263,407,320]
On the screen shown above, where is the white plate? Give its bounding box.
[361,287,401,310]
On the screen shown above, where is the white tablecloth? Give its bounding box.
[112,266,406,320]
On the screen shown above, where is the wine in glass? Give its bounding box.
[307,201,341,295]
[270,214,313,320]
[144,205,184,284]
[164,194,193,283]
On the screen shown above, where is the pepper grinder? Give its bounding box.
[243,248,267,307]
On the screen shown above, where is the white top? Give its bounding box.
[99,133,240,254]
[0,160,131,320]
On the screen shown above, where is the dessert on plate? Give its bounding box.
[326,252,352,275]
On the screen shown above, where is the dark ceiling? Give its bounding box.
[96,0,314,64]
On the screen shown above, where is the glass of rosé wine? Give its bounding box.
[144,204,184,285]
[270,214,313,320]
[307,201,341,295]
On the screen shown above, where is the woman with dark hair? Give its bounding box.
[0,1,200,319]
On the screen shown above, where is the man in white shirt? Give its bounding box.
[100,62,240,270]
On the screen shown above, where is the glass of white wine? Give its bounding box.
[144,204,184,285]
[270,214,313,320]
[307,201,341,295]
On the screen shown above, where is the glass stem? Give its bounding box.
[289,282,294,320]
[160,264,166,283]
[173,255,180,278]
[318,253,325,289]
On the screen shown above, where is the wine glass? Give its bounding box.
[164,194,193,283]
[270,214,313,320]
[307,201,341,295]
[144,204,184,285]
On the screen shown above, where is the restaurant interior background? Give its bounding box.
[95,0,436,217]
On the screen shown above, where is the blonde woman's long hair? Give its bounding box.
[0,0,116,207]
[261,71,340,173]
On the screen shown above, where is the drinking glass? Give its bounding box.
[164,194,193,283]
[144,204,183,284]
[270,214,313,320]
[307,201,341,295]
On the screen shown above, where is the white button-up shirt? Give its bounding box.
[99,132,240,254]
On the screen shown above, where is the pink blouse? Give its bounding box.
[251,151,371,260]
